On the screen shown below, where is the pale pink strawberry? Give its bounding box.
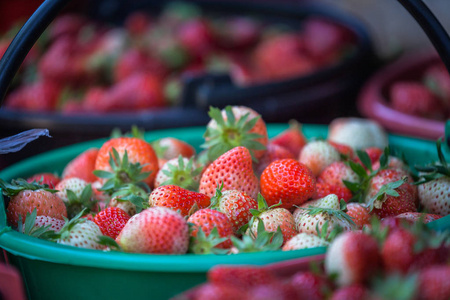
[55,177,89,203]
[345,203,372,229]
[116,207,189,254]
[210,189,258,234]
[325,231,381,286]
[328,117,389,150]
[55,177,96,218]
[269,120,307,157]
[317,161,359,188]
[394,212,443,223]
[153,156,201,190]
[22,215,65,233]
[56,219,105,250]
[151,137,196,161]
[199,146,259,199]
[62,148,99,183]
[293,194,355,237]
[299,140,341,176]
[203,106,268,162]
[282,232,329,251]
[418,176,450,216]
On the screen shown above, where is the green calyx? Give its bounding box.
[231,221,283,253]
[160,156,202,191]
[0,178,56,197]
[414,137,450,184]
[65,184,97,219]
[111,183,150,213]
[202,106,265,162]
[93,148,151,195]
[17,208,56,240]
[188,226,229,255]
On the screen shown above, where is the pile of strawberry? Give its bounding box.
[0,105,448,255]
[0,2,356,114]
[389,59,450,121]
[176,218,449,300]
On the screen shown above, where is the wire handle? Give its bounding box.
[0,0,69,106]
[397,0,450,74]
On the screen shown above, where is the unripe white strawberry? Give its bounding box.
[154,156,201,190]
[418,177,450,216]
[328,118,388,150]
[32,216,65,232]
[116,206,189,254]
[57,220,105,250]
[55,177,96,219]
[299,140,340,176]
[55,177,89,202]
[282,232,329,251]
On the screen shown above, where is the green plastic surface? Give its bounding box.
[0,124,449,300]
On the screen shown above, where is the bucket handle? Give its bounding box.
[0,0,70,107]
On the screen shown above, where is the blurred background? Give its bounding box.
[0,0,449,169]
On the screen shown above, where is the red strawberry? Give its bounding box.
[176,17,214,59]
[149,185,210,217]
[254,143,295,177]
[345,203,372,229]
[417,265,450,300]
[299,140,341,177]
[98,73,166,112]
[317,161,359,189]
[116,206,189,254]
[94,137,159,188]
[380,227,417,273]
[62,148,99,183]
[192,283,248,300]
[94,207,130,239]
[4,80,61,112]
[80,87,108,112]
[328,141,356,160]
[1,179,67,227]
[248,280,298,300]
[270,120,307,158]
[390,81,446,120]
[26,173,60,189]
[289,271,332,300]
[325,231,381,286]
[330,284,373,300]
[208,265,278,289]
[188,208,234,251]
[124,11,153,36]
[48,14,88,40]
[260,158,316,209]
[199,146,259,199]
[313,182,353,203]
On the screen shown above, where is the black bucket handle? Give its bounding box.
[0,0,70,106]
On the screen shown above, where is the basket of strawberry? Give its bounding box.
[0,0,376,169]
[0,105,449,299]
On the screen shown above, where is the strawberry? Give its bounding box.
[151,137,196,161]
[176,17,214,59]
[199,146,259,199]
[124,11,152,36]
[394,212,443,223]
[324,231,381,286]
[251,32,315,82]
[289,271,332,300]
[248,194,298,245]
[202,105,268,162]
[318,161,359,189]
[253,143,295,177]
[149,184,210,217]
[390,81,447,120]
[80,87,108,112]
[417,265,450,300]
[62,148,99,183]
[94,137,159,189]
[299,140,341,176]
[54,215,105,250]
[345,203,372,229]
[269,120,307,158]
[26,172,61,189]
[313,182,353,203]
[248,281,299,300]
[154,156,202,190]
[211,16,261,50]
[380,227,417,274]
[47,13,88,40]
[281,232,329,251]
[93,207,130,239]
[188,208,234,252]
[20,212,65,235]
[191,283,248,300]
[260,158,316,209]
[293,194,355,237]
[330,284,373,300]
[208,265,278,289]
[55,177,96,218]
[4,79,62,112]
[328,141,356,160]
[97,73,166,112]
[116,206,189,254]
[328,117,389,150]
[209,187,258,234]
[1,178,67,227]
[418,176,450,216]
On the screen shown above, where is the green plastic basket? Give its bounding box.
[0,124,449,300]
